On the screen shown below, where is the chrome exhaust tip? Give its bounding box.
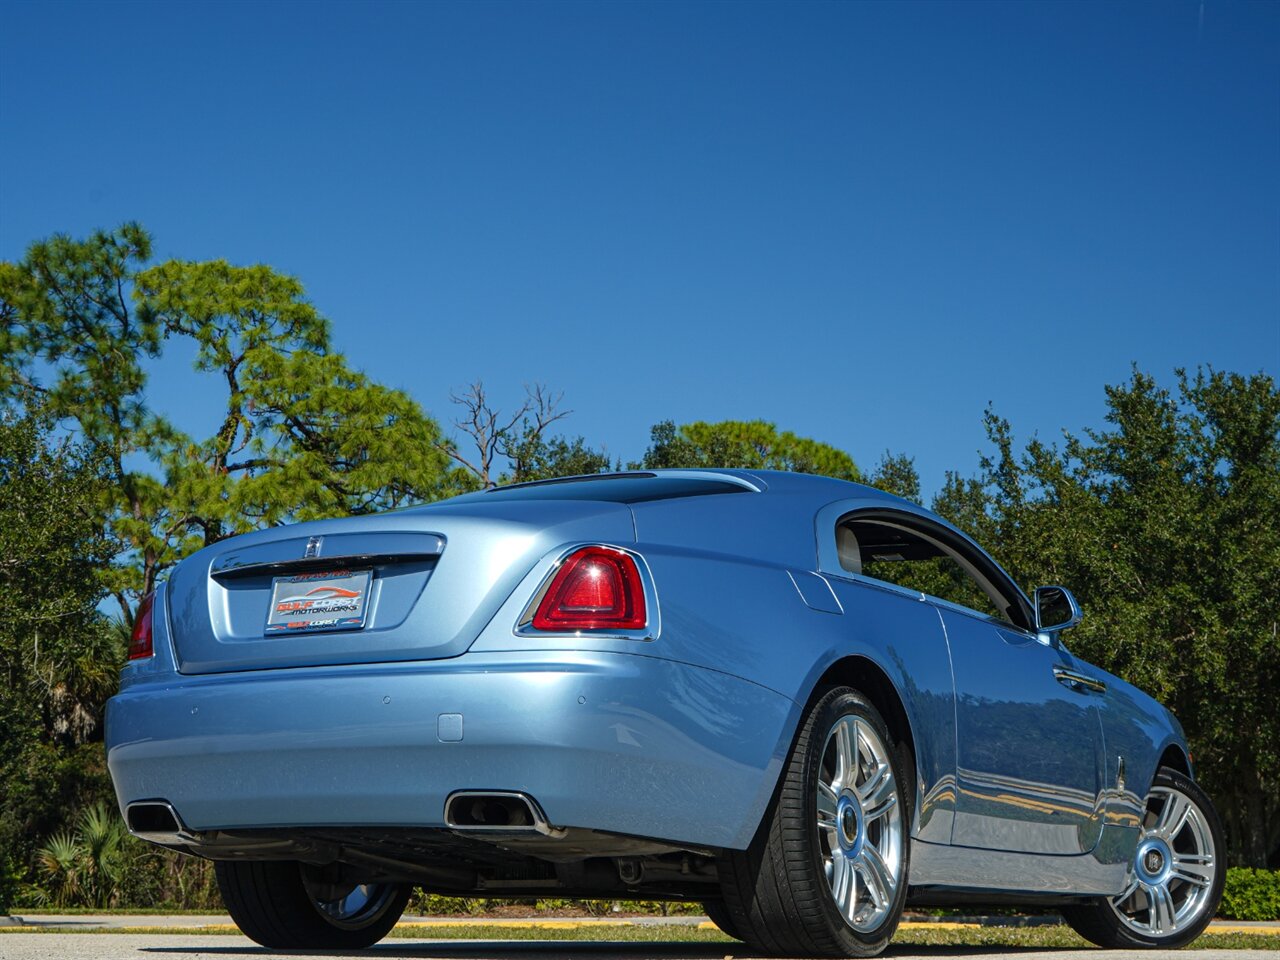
[444,791,565,838]
[125,800,197,844]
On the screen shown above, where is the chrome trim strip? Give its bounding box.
[1053,666,1108,694]
[211,533,445,576]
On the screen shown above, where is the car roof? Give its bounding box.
[435,469,1026,608]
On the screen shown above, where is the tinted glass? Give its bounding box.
[841,519,1010,622]
[864,553,1006,621]
[452,474,752,505]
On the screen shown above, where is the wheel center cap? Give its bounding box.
[1135,837,1172,883]
[841,805,858,844]
[835,795,864,855]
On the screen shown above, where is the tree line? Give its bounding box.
[0,223,1275,909]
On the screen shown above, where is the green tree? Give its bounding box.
[867,451,923,503]
[135,259,458,534]
[0,225,171,618]
[640,419,860,480]
[1,226,458,620]
[506,432,613,483]
[0,400,118,911]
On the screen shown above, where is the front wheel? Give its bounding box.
[1062,766,1224,949]
[717,686,910,957]
[215,860,410,949]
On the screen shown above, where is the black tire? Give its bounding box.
[716,686,910,958]
[1062,766,1225,949]
[215,859,410,949]
[701,899,742,940]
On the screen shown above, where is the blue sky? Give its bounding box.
[2,0,1277,496]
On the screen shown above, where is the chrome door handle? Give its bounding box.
[1053,666,1107,694]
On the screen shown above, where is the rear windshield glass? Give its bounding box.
[452,473,751,505]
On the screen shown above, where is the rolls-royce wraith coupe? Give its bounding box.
[107,470,1223,956]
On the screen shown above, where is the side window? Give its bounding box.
[836,516,1016,624]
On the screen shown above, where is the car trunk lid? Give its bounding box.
[166,499,635,674]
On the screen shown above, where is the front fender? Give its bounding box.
[1095,670,1188,833]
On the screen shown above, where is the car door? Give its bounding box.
[941,607,1105,855]
[837,509,1105,857]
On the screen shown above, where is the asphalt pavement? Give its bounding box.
[2,916,1277,960]
[0,933,1276,960]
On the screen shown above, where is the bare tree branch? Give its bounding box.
[496,383,571,482]
[438,381,573,488]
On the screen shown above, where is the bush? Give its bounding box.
[21,804,223,912]
[1220,868,1280,921]
[403,893,705,917]
[406,892,491,915]
[33,803,127,908]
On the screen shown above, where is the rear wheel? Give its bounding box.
[1062,767,1224,949]
[215,860,410,949]
[717,686,909,957]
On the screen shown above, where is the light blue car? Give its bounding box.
[106,470,1223,955]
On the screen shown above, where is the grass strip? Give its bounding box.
[889,924,1279,951]
[6,908,222,915]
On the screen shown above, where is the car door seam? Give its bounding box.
[930,602,960,848]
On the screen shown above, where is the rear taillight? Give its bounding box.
[128,591,155,660]
[531,546,647,631]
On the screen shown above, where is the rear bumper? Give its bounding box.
[105,650,795,851]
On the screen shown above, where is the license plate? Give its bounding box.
[265,569,373,634]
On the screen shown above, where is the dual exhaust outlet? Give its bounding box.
[125,801,196,845]
[444,791,565,838]
[126,791,562,843]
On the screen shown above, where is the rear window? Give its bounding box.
[453,473,752,505]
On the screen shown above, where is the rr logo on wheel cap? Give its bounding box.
[841,805,859,844]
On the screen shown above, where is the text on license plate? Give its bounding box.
[265,569,372,634]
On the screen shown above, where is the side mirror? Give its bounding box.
[1034,585,1082,633]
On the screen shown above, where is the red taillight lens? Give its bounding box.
[128,591,156,660]
[531,546,647,631]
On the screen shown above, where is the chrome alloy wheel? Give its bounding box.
[816,713,904,932]
[304,877,401,930]
[1109,785,1217,938]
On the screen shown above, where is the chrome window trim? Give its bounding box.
[815,500,1035,630]
[820,567,926,604]
[513,542,661,642]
